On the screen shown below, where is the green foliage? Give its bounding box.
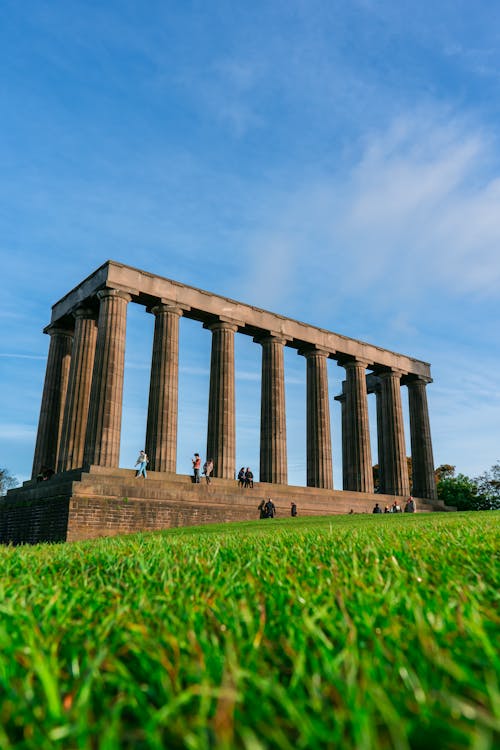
[475,462,500,510]
[437,473,482,511]
[0,513,499,749]
[0,467,18,496]
[437,462,500,510]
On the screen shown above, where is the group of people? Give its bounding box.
[192,453,214,484]
[372,497,416,514]
[237,467,254,488]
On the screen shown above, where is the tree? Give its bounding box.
[474,462,500,510]
[437,472,481,511]
[434,464,455,482]
[0,468,18,496]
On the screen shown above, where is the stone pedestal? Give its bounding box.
[58,309,98,471]
[206,321,238,479]
[304,349,333,488]
[146,304,183,473]
[32,325,73,478]
[259,335,287,484]
[83,289,131,468]
[408,376,437,500]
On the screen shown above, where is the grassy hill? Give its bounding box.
[0,512,499,749]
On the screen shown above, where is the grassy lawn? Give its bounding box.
[0,512,499,749]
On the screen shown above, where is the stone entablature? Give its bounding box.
[49,260,430,378]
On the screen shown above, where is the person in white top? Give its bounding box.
[135,450,148,478]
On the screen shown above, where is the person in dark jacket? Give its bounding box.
[258,500,268,519]
[265,498,276,518]
[290,502,297,517]
[372,502,382,514]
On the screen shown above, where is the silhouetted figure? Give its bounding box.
[258,500,268,519]
[372,502,382,514]
[265,498,276,518]
[290,502,297,517]
[245,467,254,488]
[238,467,245,487]
[203,458,213,485]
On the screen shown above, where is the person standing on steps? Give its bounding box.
[203,458,213,485]
[290,502,297,517]
[135,450,148,478]
[192,453,201,483]
[265,497,276,518]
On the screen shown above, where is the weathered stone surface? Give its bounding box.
[343,358,374,493]
[407,376,438,500]
[32,325,73,478]
[303,348,333,489]
[1,467,452,545]
[83,289,131,468]
[58,308,98,471]
[146,303,183,472]
[258,335,287,484]
[379,369,410,496]
[206,320,238,479]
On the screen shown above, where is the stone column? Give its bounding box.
[83,289,131,468]
[334,387,348,490]
[407,376,437,500]
[373,379,386,494]
[206,320,238,479]
[31,325,73,478]
[57,308,98,472]
[258,334,287,484]
[145,303,183,473]
[343,358,374,493]
[303,348,333,488]
[379,369,410,496]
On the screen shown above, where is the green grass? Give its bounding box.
[0,512,499,749]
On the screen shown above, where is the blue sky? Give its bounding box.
[1,0,499,486]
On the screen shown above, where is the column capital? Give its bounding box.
[97,288,132,303]
[149,302,185,318]
[378,367,407,380]
[254,332,289,346]
[73,307,97,322]
[338,355,373,370]
[405,374,433,387]
[43,323,74,338]
[204,319,239,333]
[298,346,332,359]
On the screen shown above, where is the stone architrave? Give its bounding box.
[334,387,348,490]
[57,308,98,472]
[303,348,333,489]
[145,303,183,473]
[83,288,131,468]
[206,320,238,479]
[379,369,410,496]
[407,376,437,500]
[343,358,374,493]
[258,335,287,484]
[31,325,73,478]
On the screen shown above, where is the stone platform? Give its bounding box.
[0,466,451,544]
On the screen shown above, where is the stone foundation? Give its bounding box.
[1,466,452,545]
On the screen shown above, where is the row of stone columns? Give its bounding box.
[32,288,437,500]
